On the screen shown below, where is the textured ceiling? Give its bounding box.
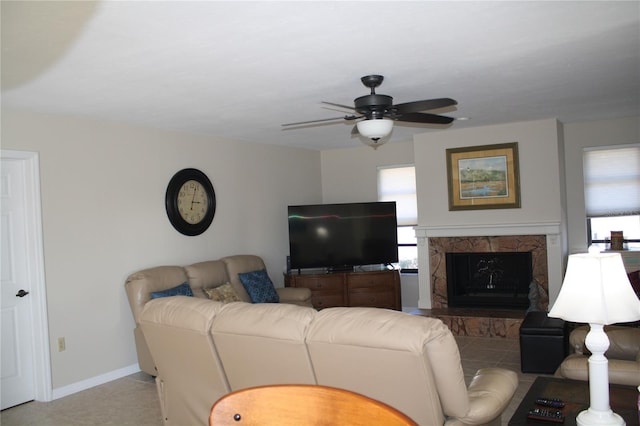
[2,1,639,150]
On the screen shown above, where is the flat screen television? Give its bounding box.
[287,201,398,270]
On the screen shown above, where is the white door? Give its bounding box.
[1,156,38,409]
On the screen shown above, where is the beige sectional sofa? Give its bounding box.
[139,296,518,426]
[124,255,312,375]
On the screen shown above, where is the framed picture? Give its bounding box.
[446,142,521,211]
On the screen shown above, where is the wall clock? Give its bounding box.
[165,168,216,236]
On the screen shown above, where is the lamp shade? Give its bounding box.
[548,252,640,324]
[356,119,393,140]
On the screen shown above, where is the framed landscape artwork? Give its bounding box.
[446,142,521,211]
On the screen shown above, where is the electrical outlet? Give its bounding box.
[57,337,66,352]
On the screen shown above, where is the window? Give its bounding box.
[584,145,640,250]
[378,166,418,271]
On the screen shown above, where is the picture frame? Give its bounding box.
[446,142,521,211]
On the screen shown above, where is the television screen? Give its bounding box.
[287,201,398,270]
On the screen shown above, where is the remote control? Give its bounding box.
[527,408,565,423]
[535,397,565,408]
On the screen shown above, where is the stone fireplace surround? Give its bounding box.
[414,223,564,338]
[432,236,547,310]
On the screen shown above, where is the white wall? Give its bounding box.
[563,116,640,254]
[1,109,322,390]
[320,140,415,203]
[413,119,565,227]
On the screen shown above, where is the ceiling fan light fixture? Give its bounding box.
[356,118,394,140]
[362,137,387,150]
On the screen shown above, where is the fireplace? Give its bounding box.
[425,234,550,311]
[446,252,532,309]
[413,224,561,338]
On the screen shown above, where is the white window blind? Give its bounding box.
[583,145,640,218]
[378,166,417,226]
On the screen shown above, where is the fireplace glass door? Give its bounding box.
[445,252,532,309]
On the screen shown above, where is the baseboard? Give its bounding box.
[51,363,140,400]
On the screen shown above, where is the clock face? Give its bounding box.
[177,180,209,224]
[166,169,216,236]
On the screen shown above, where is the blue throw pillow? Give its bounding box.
[238,269,279,303]
[150,282,193,299]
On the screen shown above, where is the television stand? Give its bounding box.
[327,265,354,273]
[284,269,401,311]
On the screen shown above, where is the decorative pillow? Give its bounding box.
[238,269,279,303]
[204,283,241,303]
[150,282,193,299]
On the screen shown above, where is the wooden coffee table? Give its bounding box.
[509,377,638,426]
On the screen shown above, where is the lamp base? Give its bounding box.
[576,408,625,426]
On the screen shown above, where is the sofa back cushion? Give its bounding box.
[184,260,232,300]
[140,296,229,426]
[125,265,188,324]
[221,255,268,302]
[211,302,317,390]
[306,308,469,426]
[570,325,640,361]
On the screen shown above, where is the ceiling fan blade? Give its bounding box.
[393,98,457,114]
[282,115,358,127]
[394,112,455,124]
[321,101,356,111]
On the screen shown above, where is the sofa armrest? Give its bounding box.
[446,368,518,426]
[276,287,313,307]
[555,353,588,381]
[134,326,156,376]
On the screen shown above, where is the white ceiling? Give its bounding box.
[2,1,639,150]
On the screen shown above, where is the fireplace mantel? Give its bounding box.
[416,222,561,238]
[415,222,564,309]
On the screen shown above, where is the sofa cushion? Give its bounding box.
[221,255,267,302]
[205,283,241,303]
[184,260,230,299]
[211,302,317,390]
[150,282,193,299]
[238,269,279,303]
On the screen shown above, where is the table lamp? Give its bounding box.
[548,250,640,426]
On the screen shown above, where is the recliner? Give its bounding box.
[139,296,518,426]
[140,297,229,426]
[306,307,518,426]
[125,255,312,375]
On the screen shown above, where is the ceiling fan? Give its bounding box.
[282,75,457,147]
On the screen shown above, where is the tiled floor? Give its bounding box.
[1,335,545,426]
[0,372,161,426]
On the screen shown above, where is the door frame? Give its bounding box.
[1,150,52,402]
